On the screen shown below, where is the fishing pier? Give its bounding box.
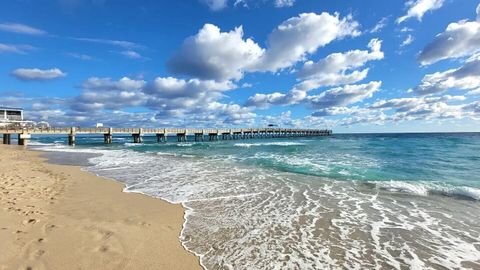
[0,127,332,146]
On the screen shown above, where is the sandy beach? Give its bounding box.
[0,145,201,270]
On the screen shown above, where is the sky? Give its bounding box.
[1,0,480,133]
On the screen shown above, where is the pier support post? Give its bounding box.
[17,133,30,146]
[132,134,142,143]
[68,127,76,146]
[104,128,113,144]
[156,133,166,143]
[132,128,143,143]
[177,133,186,142]
[208,133,218,141]
[194,133,203,142]
[3,134,11,144]
[68,135,76,146]
[104,134,113,144]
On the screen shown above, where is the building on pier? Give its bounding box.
[0,106,25,127]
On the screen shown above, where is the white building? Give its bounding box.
[0,106,24,127]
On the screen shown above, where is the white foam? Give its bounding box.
[234,142,306,148]
[372,181,480,200]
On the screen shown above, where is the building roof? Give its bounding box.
[0,106,23,111]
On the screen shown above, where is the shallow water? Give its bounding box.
[31,133,480,269]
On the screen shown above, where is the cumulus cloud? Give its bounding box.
[11,68,67,81]
[168,12,360,81]
[413,54,480,95]
[370,95,472,122]
[0,22,47,35]
[246,81,381,110]
[71,77,147,112]
[396,0,445,24]
[145,77,237,116]
[274,0,295,8]
[246,90,306,108]
[296,39,384,89]
[311,106,366,117]
[253,12,360,72]
[167,24,264,81]
[418,7,480,65]
[0,43,36,54]
[306,81,381,109]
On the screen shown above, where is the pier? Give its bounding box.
[0,127,332,146]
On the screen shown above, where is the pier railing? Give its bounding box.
[0,127,332,146]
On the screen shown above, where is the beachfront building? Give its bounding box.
[0,106,24,127]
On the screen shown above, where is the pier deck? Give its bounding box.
[0,127,332,146]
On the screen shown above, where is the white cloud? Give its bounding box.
[0,43,36,54]
[396,0,445,24]
[0,22,47,35]
[413,54,480,95]
[201,0,228,11]
[11,68,67,81]
[370,17,389,33]
[400,27,413,32]
[400,34,414,47]
[72,37,141,49]
[369,95,472,122]
[246,81,381,110]
[466,87,480,95]
[253,12,360,72]
[120,50,148,60]
[274,0,295,8]
[72,77,147,112]
[167,24,264,81]
[296,39,384,89]
[246,90,306,108]
[311,106,367,117]
[477,3,480,20]
[65,75,253,126]
[418,8,480,65]
[168,12,360,81]
[66,52,93,60]
[306,81,381,109]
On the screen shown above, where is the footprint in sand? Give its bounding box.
[23,219,38,225]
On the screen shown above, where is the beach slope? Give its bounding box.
[0,145,201,270]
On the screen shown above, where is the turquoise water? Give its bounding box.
[34,132,480,191]
[31,133,480,269]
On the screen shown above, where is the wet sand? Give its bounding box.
[0,145,201,270]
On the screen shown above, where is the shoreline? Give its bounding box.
[0,145,201,270]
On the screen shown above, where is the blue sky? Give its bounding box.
[1,0,479,132]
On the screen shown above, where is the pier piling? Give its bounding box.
[3,134,11,144]
[156,133,166,143]
[17,132,30,146]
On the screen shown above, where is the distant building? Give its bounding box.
[1,106,23,121]
[0,106,25,127]
[96,123,104,128]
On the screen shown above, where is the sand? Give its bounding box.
[0,145,201,270]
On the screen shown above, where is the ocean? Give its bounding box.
[30,133,480,269]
